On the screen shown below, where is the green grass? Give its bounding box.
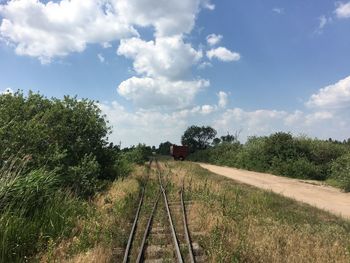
[0,191,87,262]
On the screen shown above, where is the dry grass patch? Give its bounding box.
[168,161,350,263]
[38,177,140,262]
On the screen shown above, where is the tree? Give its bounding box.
[212,138,221,146]
[221,132,237,143]
[181,125,217,152]
[158,141,173,155]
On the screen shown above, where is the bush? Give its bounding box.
[66,154,100,197]
[123,144,152,165]
[189,131,350,185]
[270,158,321,180]
[331,154,350,192]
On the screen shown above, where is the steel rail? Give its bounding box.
[181,181,195,263]
[122,188,145,263]
[136,193,161,263]
[156,160,184,263]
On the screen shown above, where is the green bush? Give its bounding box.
[189,131,350,185]
[123,144,152,165]
[236,137,270,172]
[66,154,100,197]
[270,157,321,180]
[331,154,350,192]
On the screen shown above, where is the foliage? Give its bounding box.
[157,141,173,155]
[188,130,350,186]
[123,144,152,165]
[331,153,350,192]
[0,91,135,260]
[181,125,217,152]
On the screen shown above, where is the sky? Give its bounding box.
[0,0,350,147]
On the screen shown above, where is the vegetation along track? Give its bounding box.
[122,158,205,263]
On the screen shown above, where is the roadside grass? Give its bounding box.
[169,161,350,263]
[36,171,142,262]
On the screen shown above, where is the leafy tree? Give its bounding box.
[181,125,217,152]
[212,138,221,146]
[157,141,173,155]
[221,132,237,143]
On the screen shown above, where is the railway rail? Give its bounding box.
[122,158,201,263]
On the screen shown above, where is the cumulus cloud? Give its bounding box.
[117,77,209,109]
[335,1,350,19]
[114,0,214,37]
[117,36,202,80]
[0,0,138,63]
[306,75,350,110]
[206,33,222,46]
[218,91,228,108]
[214,107,349,142]
[0,0,214,62]
[99,101,189,146]
[207,47,240,62]
[116,35,207,109]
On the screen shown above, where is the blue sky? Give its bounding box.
[1,0,350,147]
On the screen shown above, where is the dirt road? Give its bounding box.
[199,163,350,219]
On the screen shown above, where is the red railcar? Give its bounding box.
[170,145,189,161]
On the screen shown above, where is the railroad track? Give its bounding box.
[122,158,206,263]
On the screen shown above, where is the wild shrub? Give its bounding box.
[331,154,350,192]
[123,144,152,165]
[189,131,350,184]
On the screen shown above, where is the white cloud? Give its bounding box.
[272,8,284,14]
[102,42,112,48]
[1,87,13,94]
[306,75,350,109]
[319,15,328,29]
[198,61,212,69]
[315,15,332,34]
[116,35,207,109]
[207,47,240,62]
[97,53,105,63]
[218,91,228,108]
[99,101,189,146]
[0,0,138,63]
[214,107,349,142]
[114,0,214,37]
[200,104,216,114]
[117,36,202,80]
[117,76,209,109]
[206,33,222,46]
[335,1,350,19]
[0,0,215,62]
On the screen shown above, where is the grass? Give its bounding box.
[168,161,350,262]
[36,175,141,262]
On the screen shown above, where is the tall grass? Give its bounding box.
[0,157,88,262]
